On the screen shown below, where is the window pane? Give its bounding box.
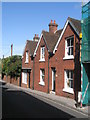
[71,38,74,46]
[67,39,70,46]
[42,48,43,54]
[26,52,28,62]
[67,71,69,78]
[69,79,73,88]
[42,69,45,75]
[41,47,45,59]
[42,76,44,81]
[41,69,45,81]
[68,48,70,55]
[69,71,71,78]
[71,47,73,55]
[71,71,73,78]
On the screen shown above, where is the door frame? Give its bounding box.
[52,68,56,92]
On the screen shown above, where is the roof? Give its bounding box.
[55,29,63,36]
[34,17,81,56]
[53,17,81,54]
[68,17,81,34]
[26,40,38,56]
[42,29,62,52]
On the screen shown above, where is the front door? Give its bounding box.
[52,69,56,92]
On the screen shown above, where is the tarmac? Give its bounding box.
[1,80,90,118]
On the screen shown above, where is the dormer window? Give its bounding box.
[40,46,45,61]
[25,51,28,63]
[63,36,74,60]
[66,37,74,56]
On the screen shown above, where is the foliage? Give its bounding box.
[2,55,22,79]
[0,58,2,74]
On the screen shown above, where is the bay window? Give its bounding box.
[40,46,45,61]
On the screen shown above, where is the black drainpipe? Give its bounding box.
[48,56,50,93]
[20,57,22,87]
[32,57,35,90]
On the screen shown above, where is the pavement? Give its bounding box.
[1,80,90,118]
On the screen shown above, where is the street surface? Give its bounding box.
[1,81,88,119]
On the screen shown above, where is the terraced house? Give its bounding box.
[21,17,81,102]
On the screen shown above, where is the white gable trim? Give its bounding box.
[53,20,69,54]
[33,33,43,57]
[53,19,79,54]
[33,32,50,57]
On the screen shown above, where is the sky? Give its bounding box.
[1,2,82,58]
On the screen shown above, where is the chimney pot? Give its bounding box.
[51,20,53,23]
[33,34,39,42]
[49,20,58,33]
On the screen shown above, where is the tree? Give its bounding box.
[0,58,2,74]
[2,55,22,79]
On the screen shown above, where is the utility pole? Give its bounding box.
[11,44,13,57]
[3,55,4,59]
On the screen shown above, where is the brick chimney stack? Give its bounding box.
[48,20,58,33]
[33,34,39,42]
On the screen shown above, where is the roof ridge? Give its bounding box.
[68,17,81,22]
[27,40,38,43]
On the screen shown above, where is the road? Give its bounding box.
[1,81,88,119]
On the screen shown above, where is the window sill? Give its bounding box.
[22,82,27,85]
[39,59,45,62]
[39,81,45,86]
[63,56,74,60]
[25,61,29,64]
[63,88,74,94]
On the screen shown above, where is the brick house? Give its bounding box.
[21,34,39,88]
[21,17,81,101]
[49,17,81,101]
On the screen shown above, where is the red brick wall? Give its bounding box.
[34,37,49,93]
[21,43,33,89]
[49,25,57,34]
[21,23,81,101]
[3,75,20,86]
[49,23,80,99]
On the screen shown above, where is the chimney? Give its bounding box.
[48,20,58,33]
[11,44,13,57]
[33,34,39,42]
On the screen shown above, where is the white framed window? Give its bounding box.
[39,69,45,86]
[40,46,45,61]
[64,36,74,59]
[25,51,28,63]
[22,72,27,84]
[63,70,74,94]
